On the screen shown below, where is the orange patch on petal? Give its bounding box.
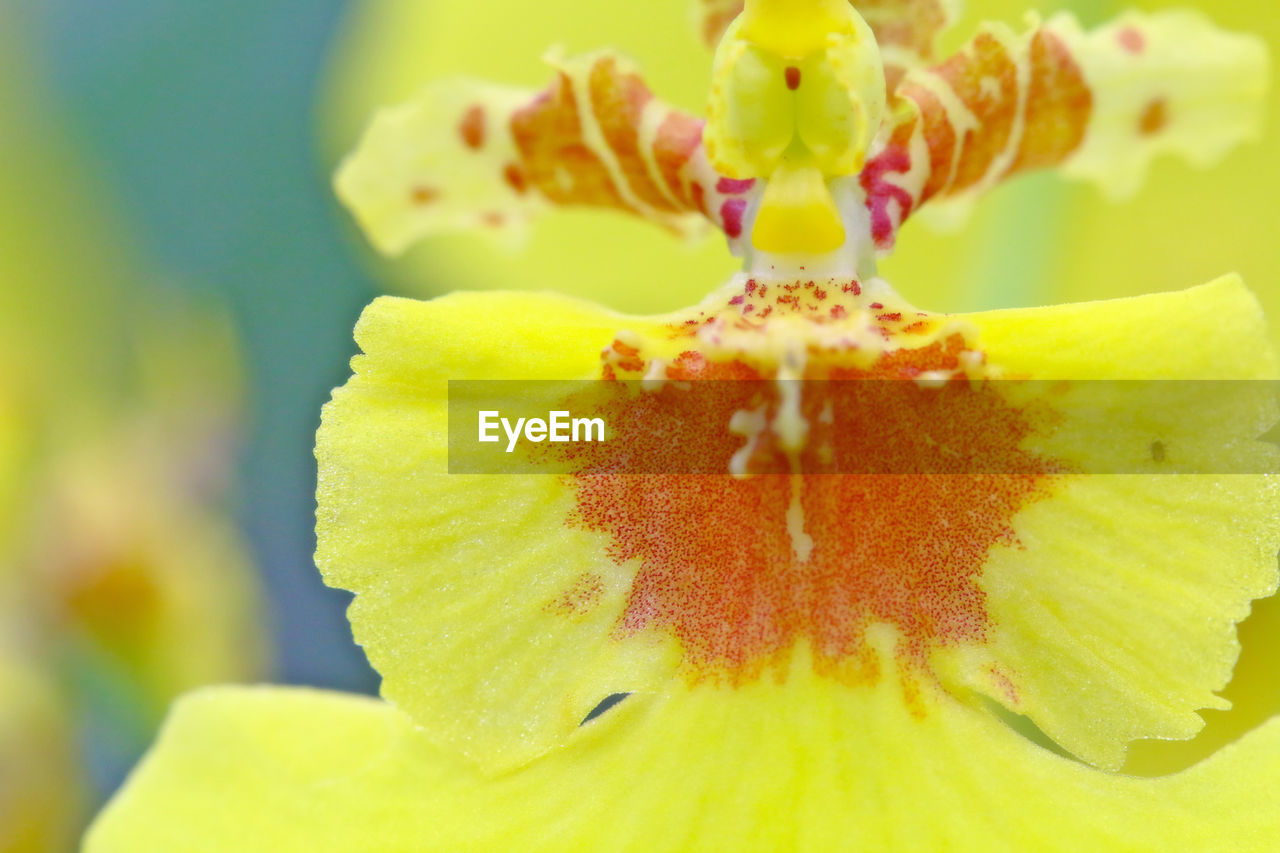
[588,57,681,213]
[939,31,1020,194]
[458,105,486,150]
[510,76,626,210]
[409,185,439,205]
[1009,30,1093,174]
[1139,97,1169,136]
[653,112,705,206]
[561,334,1061,687]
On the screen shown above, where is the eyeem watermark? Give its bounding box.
[479,410,606,453]
[448,379,1280,475]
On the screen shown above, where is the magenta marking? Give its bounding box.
[716,177,756,195]
[721,198,748,239]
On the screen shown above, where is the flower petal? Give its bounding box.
[88,672,1280,850]
[319,276,1280,775]
[336,52,745,256]
[315,292,682,773]
[864,11,1268,248]
[935,276,1280,769]
[325,0,736,312]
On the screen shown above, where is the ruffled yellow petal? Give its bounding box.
[934,276,1280,769]
[1127,590,1280,775]
[316,292,682,773]
[87,668,1280,851]
[970,275,1277,380]
[864,11,1267,249]
[320,275,1279,777]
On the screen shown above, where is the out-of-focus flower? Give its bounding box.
[87,1,1280,848]
[0,656,79,853]
[0,7,267,847]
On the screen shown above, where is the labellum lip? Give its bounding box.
[562,334,1062,686]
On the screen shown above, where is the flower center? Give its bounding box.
[704,0,886,259]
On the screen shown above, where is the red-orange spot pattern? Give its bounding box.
[564,332,1061,685]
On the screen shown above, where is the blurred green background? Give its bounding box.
[26,0,378,699]
[3,0,1279,848]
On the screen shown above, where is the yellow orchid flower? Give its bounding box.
[89,1,1280,849]
[324,0,1280,777]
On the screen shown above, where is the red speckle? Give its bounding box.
[745,279,758,295]
[503,163,528,194]
[813,287,827,301]
[409,185,439,205]
[459,105,487,150]
[729,294,745,306]
[720,198,748,239]
[877,312,903,323]
[869,302,884,310]
[546,572,604,614]
[842,280,862,295]
[716,177,756,195]
[1139,97,1168,136]
[558,337,1059,686]
[830,305,847,319]
[988,664,1020,705]
[785,66,802,90]
[1116,26,1145,54]
[667,350,707,380]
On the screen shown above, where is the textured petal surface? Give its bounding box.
[316,292,681,773]
[944,276,1280,768]
[87,676,1280,851]
[319,275,1280,777]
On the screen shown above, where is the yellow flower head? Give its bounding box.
[90,1,1280,850]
